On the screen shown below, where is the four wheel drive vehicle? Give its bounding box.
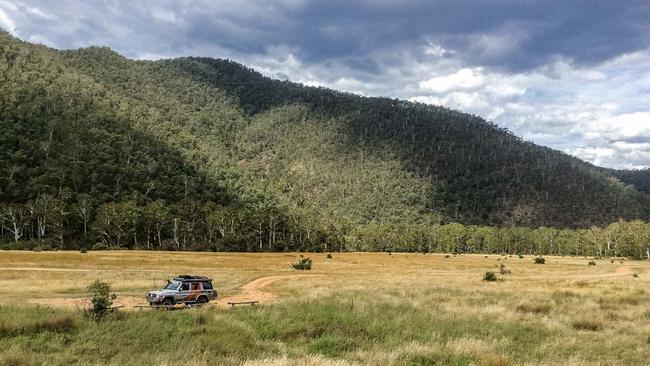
[146,275,217,306]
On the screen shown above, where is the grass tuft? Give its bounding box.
[516,302,551,315]
[571,319,603,331]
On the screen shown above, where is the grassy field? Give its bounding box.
[0,251,649,365]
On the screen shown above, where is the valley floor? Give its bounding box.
[0,251,649,365]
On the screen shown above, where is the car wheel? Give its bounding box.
[162,298,174,306]
[197,296,208,304]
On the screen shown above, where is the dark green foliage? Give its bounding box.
[2,32,650,255]
[326,253,333,259]
[292,257,313,270]
[484,271,498,281]
[86,280,114,321]
[588,261,596,266]
[534,257,546,264]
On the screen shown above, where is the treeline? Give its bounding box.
[3,31,650,258]
[1,198,649,259]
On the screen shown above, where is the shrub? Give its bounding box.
[483,272,497,281]
[444,254,450,258]
[518,254,524,259]
[0,242,24,250]
[534,257,545,264]
[326,254,333,259]
[80,248,88,254]
[292,258,313,270]
[634,273,639,278]
[516,302,551,315]
[588,261,596,266]
[86,280,116,321]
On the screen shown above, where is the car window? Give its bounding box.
[191,282,201,291]
[202,282,213,290]
[164,281,180,290]
[180,283,190,291]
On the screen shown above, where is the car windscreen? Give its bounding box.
[164,281,180,290]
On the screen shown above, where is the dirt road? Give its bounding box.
[28,274,320,309]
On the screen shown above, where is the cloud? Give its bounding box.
[1,0,649,168]
[0,7,15,33]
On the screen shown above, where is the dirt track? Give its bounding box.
[28,274,320,310]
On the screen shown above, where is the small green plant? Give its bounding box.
[534,257,545,264]
[588,261,596,266]
[633,273,639,278]
[483,271,497,281]
[292,257,313,270]
[518,254,524,259]
[326,253,333,259]
[80,248,88,254]
[86,280,116,321]
[444,254,450,258]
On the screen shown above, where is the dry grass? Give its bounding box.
[1,251,650,364]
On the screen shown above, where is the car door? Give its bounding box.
[177,282,190,302]
[188,282,201,302]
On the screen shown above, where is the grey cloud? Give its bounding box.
[2,0,650,168]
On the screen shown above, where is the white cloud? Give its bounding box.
[419,68,485,93]
[0,7,15,32]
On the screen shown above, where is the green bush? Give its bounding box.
[86,280,116,321]
[80,248,88,254]
[534,257,545,264]
[518,254,524,259]
[588,261,596,266]
[326,254,333,259]
[483,272,497,281]
[292,258,313,270]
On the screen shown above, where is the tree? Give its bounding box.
[3,204,26,242]
[143,200,168,249]
[92,202,136,247]
[73,194,95,239]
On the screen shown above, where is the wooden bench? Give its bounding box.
[227,301,258,307]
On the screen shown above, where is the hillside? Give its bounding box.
[1,32,649,252]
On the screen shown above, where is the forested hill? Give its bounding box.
[1,31,649,251]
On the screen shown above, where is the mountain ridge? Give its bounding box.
[1,31,649,252]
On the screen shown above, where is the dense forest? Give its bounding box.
[1,32,650,257]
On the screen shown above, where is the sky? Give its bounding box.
[1,0,650,169]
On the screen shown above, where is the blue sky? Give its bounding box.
[2,0,650,168]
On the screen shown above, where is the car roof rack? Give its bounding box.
[173,275,212,282]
